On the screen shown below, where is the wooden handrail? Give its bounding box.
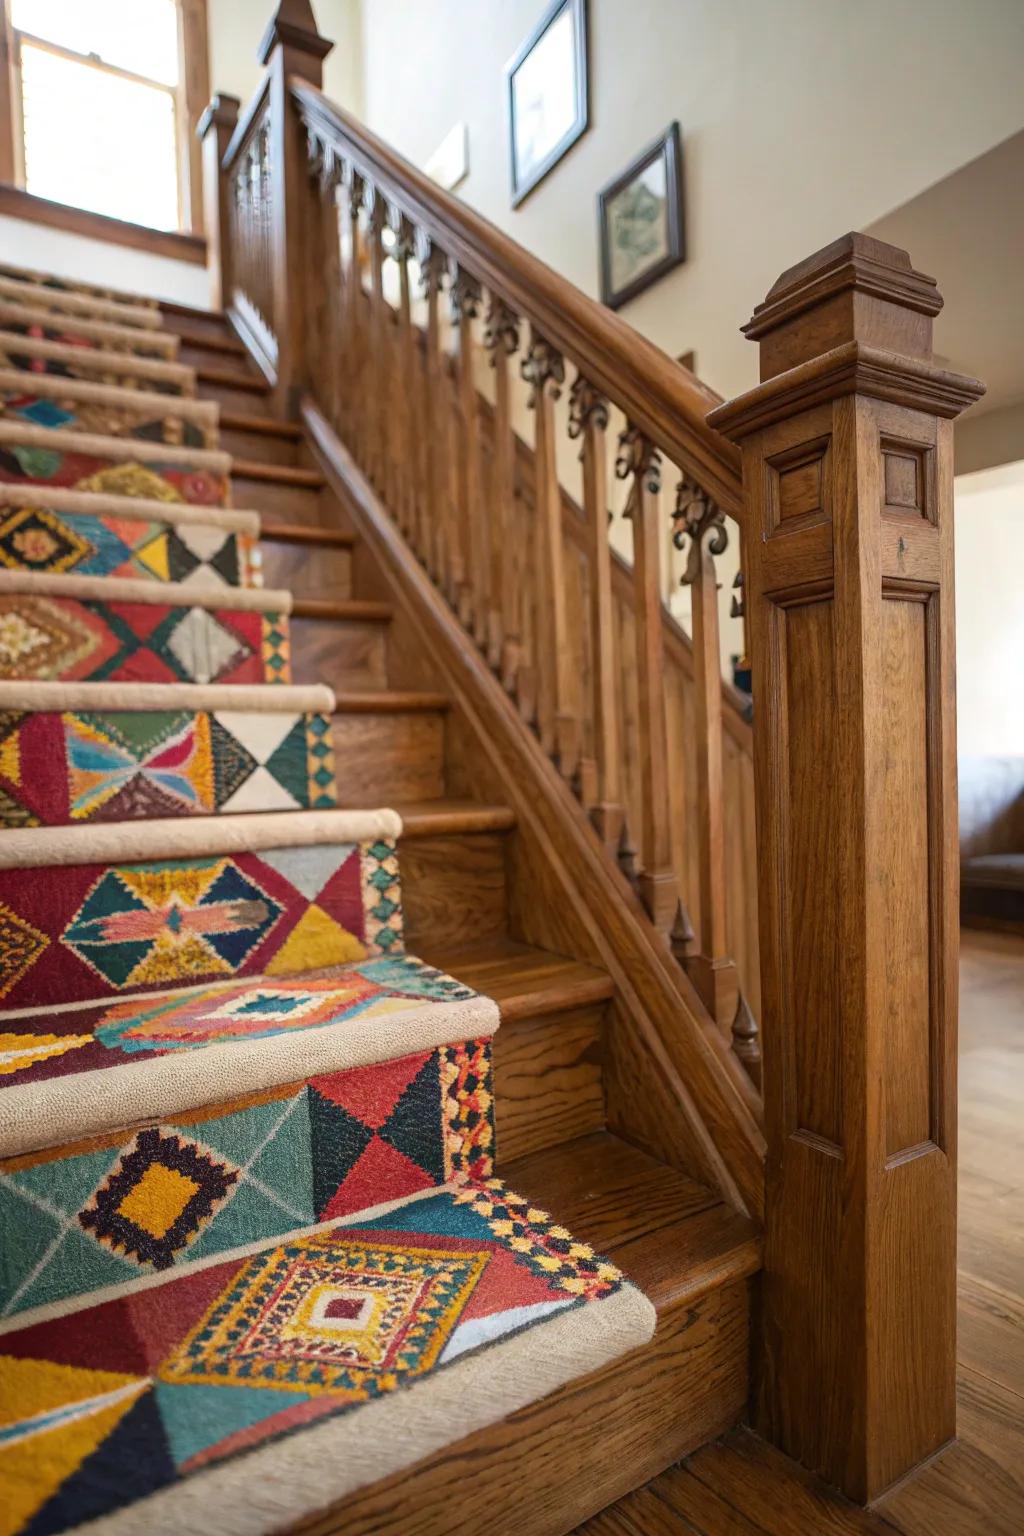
[222,75,271,173]
[289,78,744,521]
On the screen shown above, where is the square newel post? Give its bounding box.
[259,0,333,417]
[708,234,984,1502]
[198,93,240,312]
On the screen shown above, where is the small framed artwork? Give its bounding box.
[506,0,589,207]
[598,123,685,310]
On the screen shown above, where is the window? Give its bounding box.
[1,0,209,233]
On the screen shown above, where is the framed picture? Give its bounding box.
[598,123,685,310]
[506,0,589,207]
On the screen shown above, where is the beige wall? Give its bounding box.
[356,0,1024,401]
[208,0,362,118]
[954,460,1024,759]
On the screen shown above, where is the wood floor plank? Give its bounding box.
[680,1429,896,1535]
[957,1270,1024,1398]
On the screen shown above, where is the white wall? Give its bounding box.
[0,216,209,306]
[954,460,1024,758]
[357,0,1024,401]
[208,0,362,118]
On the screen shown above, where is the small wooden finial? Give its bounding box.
[258,0,333,66]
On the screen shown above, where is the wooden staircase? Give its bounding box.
[155,299,761,1532]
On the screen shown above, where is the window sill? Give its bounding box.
[0,184,207,266]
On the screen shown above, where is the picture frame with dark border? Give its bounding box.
[505,0,589,208]
[598,122,685,310]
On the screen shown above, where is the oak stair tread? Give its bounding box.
[504,1132,761,1312]
[261,521,356,548]
[171,328,246,356]
[332,689,450,713]
[197,364,269,391]
[232,459,325,487]
[396,799,517,836]
[220,411,303,438]
[291,597,392,622]
[422,936,614,1020]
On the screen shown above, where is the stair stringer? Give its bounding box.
[301,398,766,1221]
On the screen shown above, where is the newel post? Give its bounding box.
[709,234,984,1501]
[259,0,333,416]
[198,93,241,312]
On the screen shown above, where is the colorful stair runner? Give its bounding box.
[0,261,654,1536]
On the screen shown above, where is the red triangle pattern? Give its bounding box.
[310,1051,429,1129]
[318,1135,436,1221]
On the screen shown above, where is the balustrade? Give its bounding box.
[212,47,762,1088]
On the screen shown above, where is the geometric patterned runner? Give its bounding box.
[0,708,335,825]
[0,1179,644,1535]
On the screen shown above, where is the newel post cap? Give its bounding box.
[742,232,945,381]
[197,93,241,141]
[258,0,334,67]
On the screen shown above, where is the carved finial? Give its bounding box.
[449,265,482,323]
[672,477,728,586]
[615,426,661,502]
[617,819,640,888]
[520,328,565,407]
[483,295,519,358]
[731,991,761,1087]
[418,237,447,295]
[670,900,697,964]
[730,567,745,619]
[567,375,609,439]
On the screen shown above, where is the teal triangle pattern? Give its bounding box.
[153,1381,309,1467]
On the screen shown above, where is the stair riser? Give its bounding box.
[290,614,388,691]
[201,379,273,416]
[160,310,234,342]
[220,425,299,466]
[301,1279,752,1536]
[0,1037,494,1322]
[0,709,335,825]
[231,476,326,521]
[330,712,445,804]
[0,596,288,686]
[260,540,351,598]
[0,447,229,507]
[177,341,246,371]
[401,831,509,951]
[494,1003,606,1164]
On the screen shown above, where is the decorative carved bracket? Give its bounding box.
[390,213,416,266]
[615,426,661,503]
[567,374,610,438]
[449,265,482,323]
[521,328,565,407]
[417,236,447,296]
[672,477,727,587]
[730,567,745,619]
[483,295,520,359]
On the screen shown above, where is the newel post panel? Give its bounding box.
[198,93,241,312]
[259,0,333,417]
[709,234,984,1501]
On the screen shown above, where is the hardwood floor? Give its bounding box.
[576,929,1024,1536]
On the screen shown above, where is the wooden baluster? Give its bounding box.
[483,296,520,682]
[522,329,577,780]
[301,132,329,411]
[674,479,757,1078]
[449,267,484,638]
[320,153,343,435]
[343,167,365,467]
[198,94,240,311]
[364,184,388,494]
[616,427,677,935]
[391,216,417,538]
[569,375,624,852]
[419,241,450,589]
[710,233,984,1500]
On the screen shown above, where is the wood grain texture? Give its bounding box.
[288,609,388,690]
[303,400,765,1214]
[330,709,445,803]
[400,830,508,951]
[711,235,986,1499]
